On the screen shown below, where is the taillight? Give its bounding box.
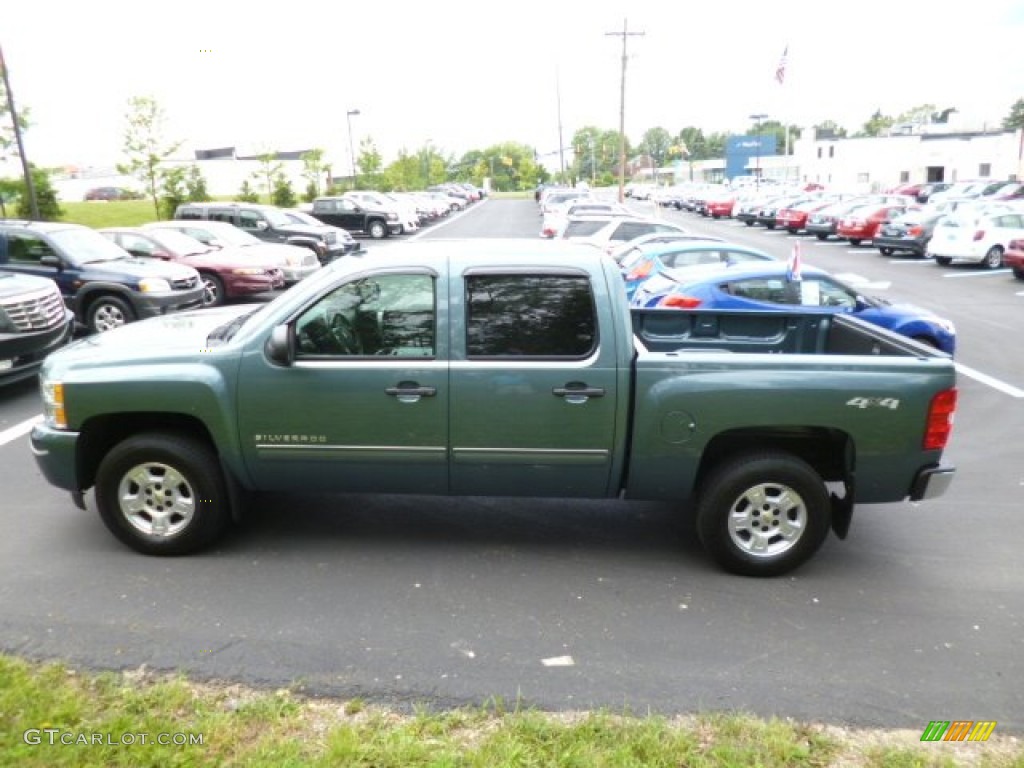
[626,261,653,281]
[658,294,702,308]
[908,225,924,236]
[972,230,985,241]
[924,388,957,450]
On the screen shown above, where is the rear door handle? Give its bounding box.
[553,382,605,403]
[386,382,437,403]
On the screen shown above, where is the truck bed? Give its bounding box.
[631,308,949,359]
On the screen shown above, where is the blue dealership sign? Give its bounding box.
[726,134,777,180]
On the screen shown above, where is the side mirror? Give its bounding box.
[39,254,62,269]
[264,324,294,366]
[255,221,269,230]
[151,250,172,260]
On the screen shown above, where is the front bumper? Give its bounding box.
[281,261,321,284]
[909,463,955,501]
[30,422,82,492]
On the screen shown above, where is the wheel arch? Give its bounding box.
[693,426,855,538]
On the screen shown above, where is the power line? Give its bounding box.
[605,19,644,202]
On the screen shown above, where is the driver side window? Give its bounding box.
[295,273,436,359]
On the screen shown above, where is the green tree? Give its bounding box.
[237,179,259,203]
[1002,98,1024,130]
[185,164,210,201]
[253,150,282,201]
[638,127,673,169]
[271,173,296,208]
[813,120,847,139]
[158,166,188,220]
[117,95,182,219]
[857,109,895,138]
[356,138,383,190]
[897,104,938,127]
[13,165,62,221]
[300,148,327,199]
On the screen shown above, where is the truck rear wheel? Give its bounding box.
[95,433,231,556]
[696,452,831,577]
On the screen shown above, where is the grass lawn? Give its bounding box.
[59,200,165,229]
[2,655,1020,767]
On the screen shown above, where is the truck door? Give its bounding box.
[448,269,620,497]
[236,268,449,494]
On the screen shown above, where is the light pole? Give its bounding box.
[749,113,768,190]
[346,109,360,189]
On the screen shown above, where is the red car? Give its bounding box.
[704,191,737,218]
[100,227,285,306]
[1004,238,1024,280]
[776,199,833,234]
[836,203,912,246]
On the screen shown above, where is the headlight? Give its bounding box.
[138,277,171,293]
[41,379,67,429]
[232,267,266,276]
[285,254,302,266]
[386,212,399,221]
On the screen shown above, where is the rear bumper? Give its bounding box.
[909,463,955,501]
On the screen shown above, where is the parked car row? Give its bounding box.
[668,183,1024,274]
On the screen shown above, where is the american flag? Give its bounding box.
[787,241,802,282]
[775,45,788,85]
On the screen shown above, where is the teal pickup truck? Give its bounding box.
[30,240,957,576]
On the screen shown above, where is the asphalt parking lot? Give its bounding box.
[1,197,1021,733]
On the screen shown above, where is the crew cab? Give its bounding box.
[30,241,957,577]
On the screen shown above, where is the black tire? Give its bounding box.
[982,245,1004,269]
[935,256,952,266]
[879,247,895,256]
[696,452,831,577]
[816,233,828,241]
[201,273,225,307]
[1012,268,1024,280]
[95,433,231,556]
[87,295,135,333]
[368,220,387,239]
[744,220,754,227]
[849,238,862,246]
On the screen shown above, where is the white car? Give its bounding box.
[927,205,1024,268]
[540,200,631,238]
[560,216,690,254]
[142,220,320,284]
[345,191,418,234]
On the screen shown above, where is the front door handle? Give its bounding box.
[553,382,605,404]
[386,381,437,403]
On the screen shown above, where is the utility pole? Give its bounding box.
[606,19,644,202]
[556,66,566,184]
[0,44,39,220]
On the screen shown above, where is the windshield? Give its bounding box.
[50,227,130,264]
[197,225,263,247]
[148,229,211,256]
[261,209,293,228]
[286,211,321,226]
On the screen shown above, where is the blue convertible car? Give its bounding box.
[630,260,957,355]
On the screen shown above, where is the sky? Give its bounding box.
[3,0,1023,173]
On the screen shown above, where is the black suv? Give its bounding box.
[0,220,204,333]
[308,197,400,239]
[0,272,75,385]
[174,202,355,264]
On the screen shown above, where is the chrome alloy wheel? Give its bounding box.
[116,462,196,538]
[727,482,808,558]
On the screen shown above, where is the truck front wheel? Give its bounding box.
[368,220,387,239]
[95,433,231,556]
[696,452,831,577]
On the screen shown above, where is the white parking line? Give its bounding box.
[890,259,933,265]
[942,269,1012,278]
[955,364,1024,398]
[0,414,43,447]
[407,199,488,241]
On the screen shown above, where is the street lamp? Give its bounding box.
[346,109,360,189]
[749,113,768,190]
